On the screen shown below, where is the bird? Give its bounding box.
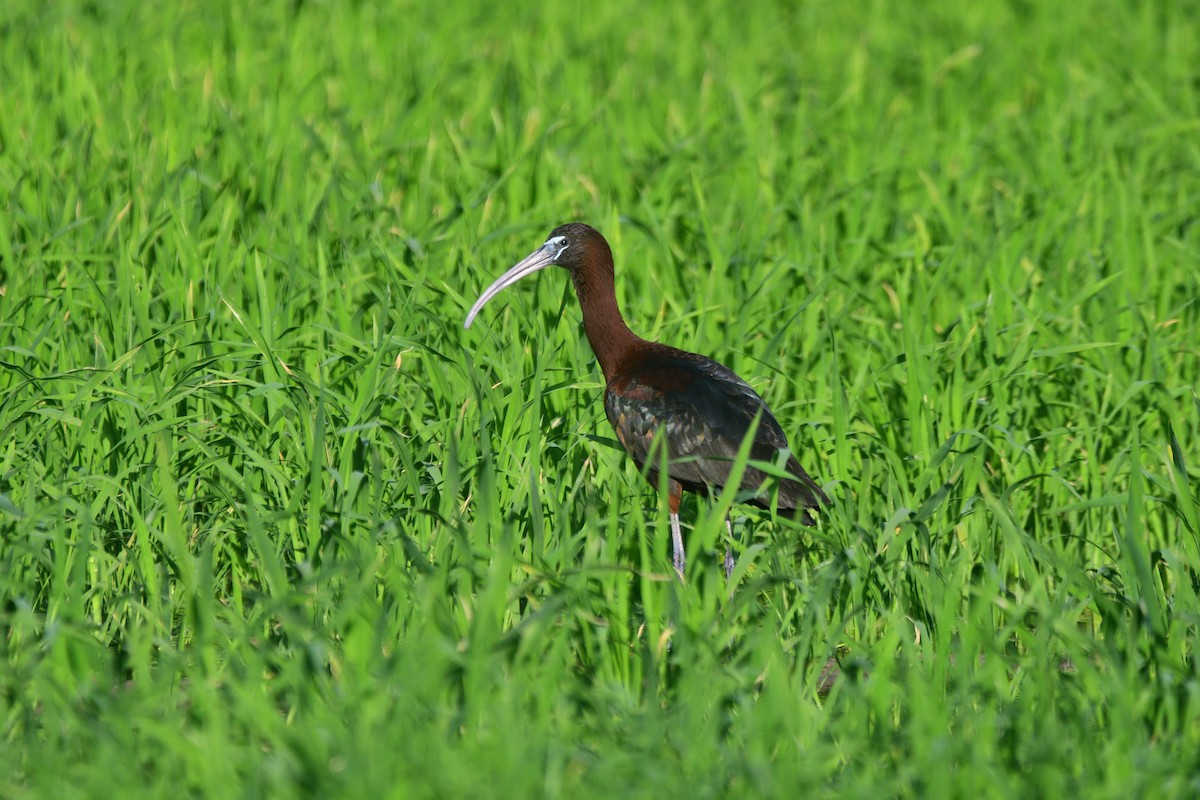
[464,222,827,579]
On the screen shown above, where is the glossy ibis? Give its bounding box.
[464,223,827,579]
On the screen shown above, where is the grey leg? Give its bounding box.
[724,517,735,579]
[670,511,685,578]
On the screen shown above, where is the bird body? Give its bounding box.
[605,345,823,524]
[464,222,826,578]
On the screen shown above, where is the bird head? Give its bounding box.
[463,222,608,328]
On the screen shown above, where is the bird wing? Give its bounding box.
[603,350,822,512]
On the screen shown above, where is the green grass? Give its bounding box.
[2,0,1199,796]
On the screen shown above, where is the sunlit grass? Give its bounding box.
[2,0,1198,796]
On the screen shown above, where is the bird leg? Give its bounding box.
[668,481,685,579]
[724,517,735,580]
[670,513,685,578]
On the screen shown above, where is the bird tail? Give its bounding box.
[778,505,820,526]
[777,455,828,525]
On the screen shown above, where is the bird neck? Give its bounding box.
[571,267,641,381]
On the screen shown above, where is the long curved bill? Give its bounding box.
[463,243,559,329]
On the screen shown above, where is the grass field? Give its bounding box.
[2,0,1199,796]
